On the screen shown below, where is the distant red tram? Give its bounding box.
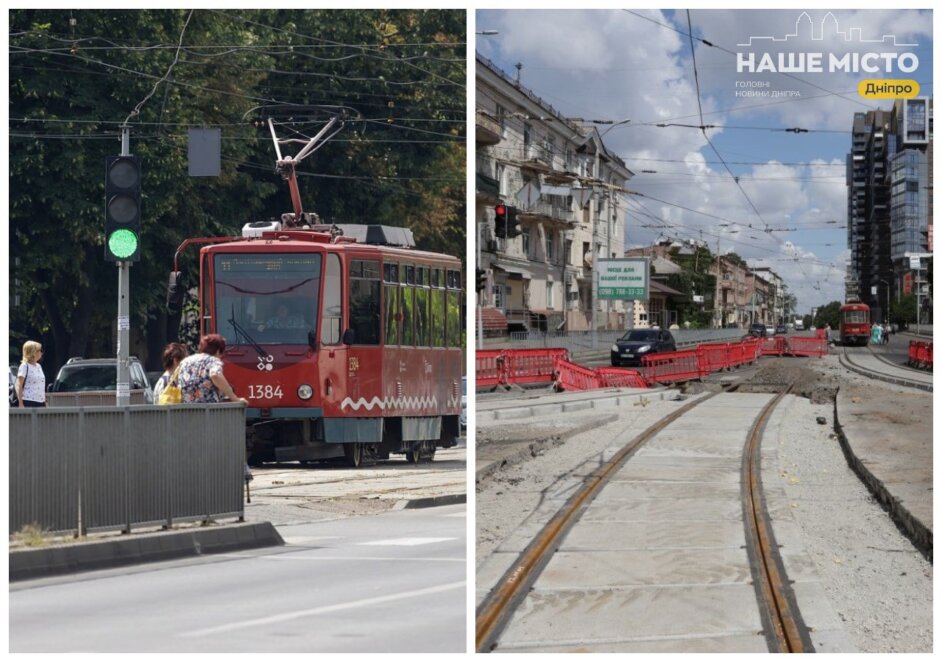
[173,224,463,466]
[840,302,871,346]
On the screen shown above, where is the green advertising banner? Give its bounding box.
[597,258,649,299]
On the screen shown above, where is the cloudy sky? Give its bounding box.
[477,8,934,313]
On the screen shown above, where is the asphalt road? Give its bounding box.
[10,504,466,653]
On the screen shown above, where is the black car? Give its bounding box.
[611,328,676,367]
[748,323,768,338]
[775,324,787,335]
[50,357,154,404]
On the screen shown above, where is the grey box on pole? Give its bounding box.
[188,128,221,177]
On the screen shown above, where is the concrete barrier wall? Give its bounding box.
[10,403,245,536]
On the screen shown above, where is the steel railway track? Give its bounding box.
[839,347,932,392]
[476,385,813,653]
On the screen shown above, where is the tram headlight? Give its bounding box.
[297,384,314,400]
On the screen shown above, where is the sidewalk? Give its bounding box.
[833,382,933,559]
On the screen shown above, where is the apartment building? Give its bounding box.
[475,54,633,333]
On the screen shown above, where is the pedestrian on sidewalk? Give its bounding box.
[15,340,46,408]
[176,334,253,481]
[153,342,189,403]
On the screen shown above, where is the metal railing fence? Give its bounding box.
[10,403,245,536]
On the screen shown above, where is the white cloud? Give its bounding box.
[477,9,929,311]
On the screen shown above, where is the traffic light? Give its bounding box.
[506,205,521,238]
[105,155,142,262]
[494,203,507,237]
[476,268,487,293]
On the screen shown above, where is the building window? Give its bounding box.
[546,232,554,263]
[546,282,554,309]
[496,104,507,136]
[522,229,530,258]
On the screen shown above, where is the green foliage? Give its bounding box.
[665,246,716,327]
[10,9,465,370]
[811,301,842,330]
[890,294,917,326]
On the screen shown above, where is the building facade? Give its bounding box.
[847,98,932,321]
[475,54,633,333]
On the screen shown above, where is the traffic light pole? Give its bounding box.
[116,126,131,406]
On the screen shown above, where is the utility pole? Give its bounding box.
[714,238,722,328]
[116,126,131,406]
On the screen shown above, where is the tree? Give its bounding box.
[811,301,841,330]
[9,9,465,372]
[665,246,717,328]
[890,294,917,326]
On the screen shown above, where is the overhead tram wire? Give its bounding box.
[206,9,466,90]
[686,10,770,234]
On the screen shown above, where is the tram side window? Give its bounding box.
[402,265,415,345]
[415,267,430,346]
[349,259,381,345]
[324,254,342,344]
[431,268,445,348]
[384,263,400,346]
[446,269,462,348]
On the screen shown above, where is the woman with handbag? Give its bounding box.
[15,340,46,408]
[176,334,252,481]
[153,342,189,404]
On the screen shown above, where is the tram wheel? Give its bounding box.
[344,443,364,468]
[406,446,422,464]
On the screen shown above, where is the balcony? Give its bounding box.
[519,197,575,223]
[475,172,500,200]
[476,111,502,146]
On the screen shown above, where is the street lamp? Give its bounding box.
[878,278,890,325]
[476,30,498,35]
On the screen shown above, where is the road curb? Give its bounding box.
[10,521,284,582]
[400,493,467,509]
[832,391,932,561]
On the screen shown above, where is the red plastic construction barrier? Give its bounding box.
[697,343,730,373]
[596,367,649,389]
[554,358,601,391]
[758,336,786,356]
[908,340,933,370]
[503,348,569,385]
[476,350,505,388]
[642,349,702,384]
[785,337,828,357]
[728,341,749,368]
[740,338,761,364]
[815,328,828,340]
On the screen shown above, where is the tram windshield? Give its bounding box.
[214,253,322,345]
[843,310,868,324]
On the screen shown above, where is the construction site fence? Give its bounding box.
[476,334,829,391]
[908,340,933,370]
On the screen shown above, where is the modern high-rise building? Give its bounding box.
[846,98,932,321]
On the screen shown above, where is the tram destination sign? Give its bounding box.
[597,257,649,300]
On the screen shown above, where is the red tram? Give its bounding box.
[840,302,871,346]
[173,224,463,465]
[167,109,462,465]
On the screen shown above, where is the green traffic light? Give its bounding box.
[108,228,139,259]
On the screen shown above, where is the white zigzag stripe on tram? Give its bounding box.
[340,395,440,412]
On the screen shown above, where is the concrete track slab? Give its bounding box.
[496,633,770,653]
[559,519,747,551]
[538,548,752,588]
[498,584,764,647]
[580,496,744,522]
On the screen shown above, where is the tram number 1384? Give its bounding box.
[248,384,284,400]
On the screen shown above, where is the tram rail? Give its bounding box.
[476,384,814,653]
[840,347,932,392]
